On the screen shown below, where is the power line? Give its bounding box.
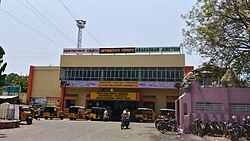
[6,55,59,59]
[57,0,79,20]
[0,8,63,47]
[85,29,104,47]
[16,0,75,45]
[34,0,73,38]
[57,0,105,47]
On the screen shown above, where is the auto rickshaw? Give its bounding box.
[68,106,87,120]
[158,108,175,119]
[134,108,156,122]
[89,107,108,121]
[43,106,64,120]
[19,105,33,125]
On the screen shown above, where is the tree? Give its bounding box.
[5,73,19,85]
[14,75,28,93]
[0,46,7,87]
[181,0,250,83]
[193,62,227,85]
[5,73,28,93]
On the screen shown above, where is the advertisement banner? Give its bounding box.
[90,92,137,100]
[67,81,99,87]
[47,97,60,107]
[30,97,47,107]
[99,81,138,88]
[138,82,177,89]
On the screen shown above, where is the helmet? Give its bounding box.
[232,115,237,121]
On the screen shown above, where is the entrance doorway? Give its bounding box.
[86,100,138,121]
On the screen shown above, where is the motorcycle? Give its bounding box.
[121,115,130,130]
[243,116,250,140]
[226,115,242,141]
[156,118,178,134]
[189,118,205,137]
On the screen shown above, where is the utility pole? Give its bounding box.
[76,20,86,49]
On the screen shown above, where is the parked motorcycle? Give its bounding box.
[226,115,242,141]
[189,118,205,137]
[243,116,250,140]
[121,116,130,130]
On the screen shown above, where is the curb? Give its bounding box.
[0,120,20,129]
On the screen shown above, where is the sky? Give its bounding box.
[0,0,203,75]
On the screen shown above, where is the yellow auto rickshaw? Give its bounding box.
[19,105,33,125]
[43,106,64,120]
[158,108,175,119]
[134,108,156,122]
[68,106,87,120]
[89,107,107,121]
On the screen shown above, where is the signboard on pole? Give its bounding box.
[2,86,21,96]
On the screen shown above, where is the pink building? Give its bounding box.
[176,79,250,133]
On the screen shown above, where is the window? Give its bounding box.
[229,103,250,112]
[196,102,223,112]
[60,67,184,82]
[183,103,187,115]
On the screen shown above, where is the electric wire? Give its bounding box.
[34,0,73,39]
[0,8,63,47]
[57,0,79,20]
[17,0,75,45]
[57,0,105,47]
[85,29,104,47]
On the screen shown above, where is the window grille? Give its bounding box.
[229,103,250,112]
[196,102,223,112]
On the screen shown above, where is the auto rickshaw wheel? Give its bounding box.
[70,117,73,120]
[27,118,32,125]
[86,116,89,120]
[60,116,64,120]
[139,119,143,123]
[45,116,48,120]
[50,117,53,120]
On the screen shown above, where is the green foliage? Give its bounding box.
[181,0,250,84]
[5,73,28,93]
[193,63,227,85]
[0,46,7,87]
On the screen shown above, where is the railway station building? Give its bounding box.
[26,47,193,120]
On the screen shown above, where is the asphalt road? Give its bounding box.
[0,119,231,141]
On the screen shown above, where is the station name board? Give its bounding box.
[63,46,180,55]
[99,48,135,54]
[90,92,137,100]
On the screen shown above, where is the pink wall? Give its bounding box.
[176,79,250,133]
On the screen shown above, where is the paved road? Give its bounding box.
[0,119,231,141]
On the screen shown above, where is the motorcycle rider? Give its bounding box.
[121,109,130,129]
[122,109,130,117]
